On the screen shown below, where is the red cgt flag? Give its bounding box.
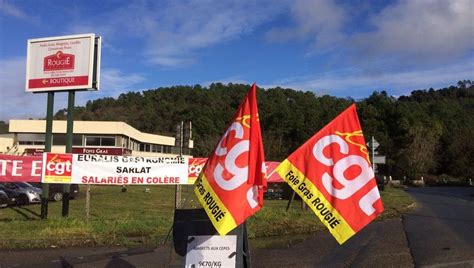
[194,83,267,236]
[275,104,384,244]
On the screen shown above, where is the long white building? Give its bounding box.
[0,120,193,157]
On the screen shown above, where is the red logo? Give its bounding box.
[43,51,75,71]
[44,153,72,177]
[188,158,207,178]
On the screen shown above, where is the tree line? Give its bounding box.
[3,80,473,181]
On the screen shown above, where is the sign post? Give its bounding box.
[367,137,385,174]
[26,33,101,219]
[40,92,54,219]
[370,136,379,171]
[62,91,75,217]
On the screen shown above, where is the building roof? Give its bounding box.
[9,120,183,146]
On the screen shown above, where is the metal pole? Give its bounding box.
[286,191,296,212]
[41,92,54,219]
[85,184,91,221]
[180,121,184,156]
[62,90,75,217]
[175,121,184,209]
[371,136,375,172]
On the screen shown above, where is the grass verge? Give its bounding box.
[0,185,413,249]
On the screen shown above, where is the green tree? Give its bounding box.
[398,124,442,179]
[0,121,8,134]
[61,81,473,181]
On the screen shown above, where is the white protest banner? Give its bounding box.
[42,153,188,185]
[0,154,42,182]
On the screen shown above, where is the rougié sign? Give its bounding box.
[26,33,101,92]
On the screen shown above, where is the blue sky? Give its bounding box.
[0,0,473,120]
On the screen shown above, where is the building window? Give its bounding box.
[130,139,139,151]
[120,136,129,148]
[85,136,116,147]
[137,144,156,152]
[85,136,100,146]
[17,134,45,146]
[152,144,162,153]
[101,137,115,146]
[18,141,45,145]
[53,134,82,146]
[163,145,172,154]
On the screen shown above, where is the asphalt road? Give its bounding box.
[403,187,474,267]
[0,186,473,267]
[253,187,474,267]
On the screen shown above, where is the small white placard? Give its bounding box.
[185,235,237,268]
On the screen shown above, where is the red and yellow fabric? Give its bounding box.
[275,104,384,244]
[194,83,267,236]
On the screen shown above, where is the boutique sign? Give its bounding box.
[26,33,101,92]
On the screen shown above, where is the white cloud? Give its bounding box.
[0,0,27,19]
[266,0,347,50]
[48,68,146,118]
[97,69,146,97]
[265,0,474,65]
[351,0,474,62]
[263,59,474,97]
[0,58,45,121]
[69,0,286,67]
[101,69,146,89]
[0,58,146,121]
[48,68,147,115]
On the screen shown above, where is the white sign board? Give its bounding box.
[367,139,380,149]
[185,235,237,268]
[41,153,189,185]
[373,156,386,164]
[26,33,101,92]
